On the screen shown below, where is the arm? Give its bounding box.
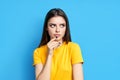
[72,63,84,80]
[35,38,60,80]
[35,55,52,80]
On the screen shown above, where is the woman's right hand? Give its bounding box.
[47,38,60,56]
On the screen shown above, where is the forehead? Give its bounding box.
[48,16,66,24]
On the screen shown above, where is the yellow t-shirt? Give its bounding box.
[33,42,84,80]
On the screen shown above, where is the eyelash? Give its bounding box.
[60,24,65,28]
[49,24,65,28]
[49,24,56,28]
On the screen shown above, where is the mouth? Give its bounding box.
[54,34,60,38]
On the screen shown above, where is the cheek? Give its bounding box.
[48,30,52,35]
[61,28,66,36]
[47,28,54,36]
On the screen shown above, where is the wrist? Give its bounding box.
[48,54,53,58]
[48,49,53,54]
[47,50,53,57]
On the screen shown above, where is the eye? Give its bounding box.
[49,24,56,28]
[60,24,65,28]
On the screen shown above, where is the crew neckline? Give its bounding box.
[54,41,66,50]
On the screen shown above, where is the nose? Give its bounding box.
[55,26,60,33]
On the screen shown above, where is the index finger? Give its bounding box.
[50,37,57,42]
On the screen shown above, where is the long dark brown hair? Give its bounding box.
[38,8,71,47]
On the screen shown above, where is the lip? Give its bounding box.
[54,34,60,37]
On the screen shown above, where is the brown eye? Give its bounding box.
[60,24,65,28]
[49,24,56,28]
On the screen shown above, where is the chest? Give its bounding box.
[51,48,72,73]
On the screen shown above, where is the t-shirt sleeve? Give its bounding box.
[71,43,84,64]
[33,48,42,66]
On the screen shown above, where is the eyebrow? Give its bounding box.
[48,23,66,25]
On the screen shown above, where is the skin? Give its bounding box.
[35,16,84,80]
[47,16,66,44]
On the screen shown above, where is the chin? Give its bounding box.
[57,38,63,41]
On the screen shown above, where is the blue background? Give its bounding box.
[0,0,120,80]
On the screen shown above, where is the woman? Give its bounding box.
[33,8,84,80]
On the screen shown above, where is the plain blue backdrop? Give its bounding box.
[0,0,120,80]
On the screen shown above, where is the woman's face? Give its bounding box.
[47,16,66,42]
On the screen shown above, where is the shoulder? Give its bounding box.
[65,42,81,51]
[33,45,47,54]
[67,42,80,48]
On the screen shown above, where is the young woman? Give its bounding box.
[33,8,84,80]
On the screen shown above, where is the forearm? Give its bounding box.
[37,55,52,80]
[73,64,84,80]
